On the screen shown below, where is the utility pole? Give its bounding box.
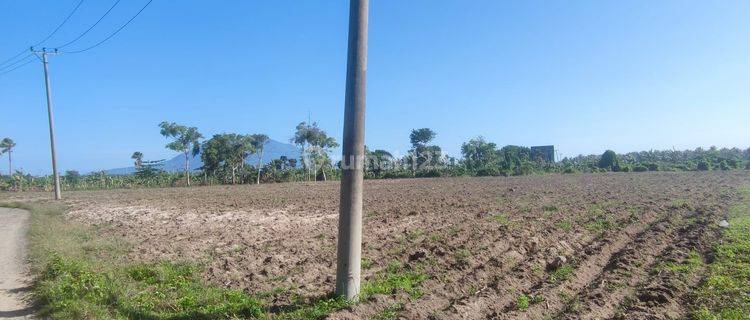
[336,0,368,300]
[32,47,62,200]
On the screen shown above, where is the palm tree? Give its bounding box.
[250,134,269,184]
[0,138,16,177]
[131,151,144,169]
[158,122,203,186]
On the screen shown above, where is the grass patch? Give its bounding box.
[489,213,517,229]
[548,264,574,284]
[555,219,573,231]
[690,186,750,319]
[516,294,530,311]
[657,250,703,276]
[371,302,405,320]
[361,264,429,300]
[2,202,427,319]
[454,248,472,266]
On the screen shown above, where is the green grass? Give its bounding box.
[516,294,530,311]
[690,186,750,319]
[548,264,574,284]
[657,250,703,276]
[361,264,429,300]
[2,202,428,319]
[554,219,573,231]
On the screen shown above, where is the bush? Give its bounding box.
[598,150,618,170]
[745,162,750,170]
[719,160,731,171]
[697,160,711,171]
[646,163,659,171]
[633,165,649,172]
[563,166,577,174]
[620,165,631,172]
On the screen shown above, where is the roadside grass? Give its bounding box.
[690,186,750,319]
[0,202,428,319]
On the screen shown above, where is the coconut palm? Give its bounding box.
[0,138,16,177]
[131,151,144,169]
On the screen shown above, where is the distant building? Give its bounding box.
[530,145,555,163]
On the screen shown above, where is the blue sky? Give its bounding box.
[1,0,748,174]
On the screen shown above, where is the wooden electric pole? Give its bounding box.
[32,47,62,200]
[335,0,368,300]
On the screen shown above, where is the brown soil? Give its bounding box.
[2,171,748,319]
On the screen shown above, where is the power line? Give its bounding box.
[53,0,123,50]
[0,0,85,68]
[36,0,86,46]
[0,54,35,73]
[61,0,154,54]
[0,56,36,77]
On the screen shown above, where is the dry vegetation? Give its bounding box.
[2,171,749,319]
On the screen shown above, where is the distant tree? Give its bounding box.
[598,150,619,170]
[697,160,711,171]
[292,122,314,180]
[293,122,336,181]
[201,134,253,184]
[250,134,269,184]
[158,122,203,186]
[136,159,165,180]
[305,125,338,181]
[502,145,533,175]
[366,147,394,177]
[0,138,16,176]
[461,137,501,174]
[408,128,441,174]
[64,170,81,184]
[410,128,436,147]
[131,151,144,169]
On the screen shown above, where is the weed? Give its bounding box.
[407,228,425,241]
[428,234,442,243]
[454,249,471,265]
[361,269,428,300]
[555,219,573,231]
[548,264,574,283]
[670,198,692,210]
[516,294,530,311]
[361,258,374,270]
[689,186,750,318]
[371,302,405,320]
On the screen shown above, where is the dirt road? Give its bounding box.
[0,207,33,319]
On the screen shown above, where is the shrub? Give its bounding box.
[719,160,731,171]
[598,150,618,170]
[745,162,750,170]
[620,165,631,172]
[563,167,577,174]
[697,160,711,171]
[633,165,649,172]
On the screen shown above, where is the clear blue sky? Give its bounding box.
[1,0,748,174]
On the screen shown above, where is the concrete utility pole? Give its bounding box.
[336,0,368,300]
[32,48,62,200]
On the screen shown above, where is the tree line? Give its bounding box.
[1,125,749,192]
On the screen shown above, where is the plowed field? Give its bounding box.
[8,172,749,319]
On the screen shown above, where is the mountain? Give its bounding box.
[104,139,301,175]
